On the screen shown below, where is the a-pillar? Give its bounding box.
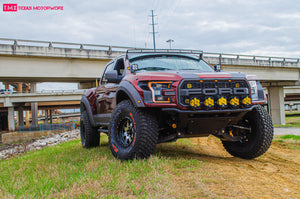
[268,87,285,125]
[18,106,24,127]
[8,107,15,131]
[31,82,38,126]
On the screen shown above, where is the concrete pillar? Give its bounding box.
[298,105,300,113]
[25,111,30,125]
[4,83,9,90]
[268,87,285,125]
[18,106,24,127]
[17,82,22,93]
[44,110,48,125]
[31,102,38,126]
[30,82,38,126]
[289,105,293,115]
[49,110,53,124]
[8,107,15,131]
[30,82,37,93]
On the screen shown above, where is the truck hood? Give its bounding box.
[128,70,246,81]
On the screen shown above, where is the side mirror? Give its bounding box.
[105,70,120,83]
[214,65,223,72]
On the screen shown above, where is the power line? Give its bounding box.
[149,10,158,50]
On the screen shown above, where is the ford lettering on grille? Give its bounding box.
[179,80,251,109]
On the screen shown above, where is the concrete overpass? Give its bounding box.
[0,38,300,127]
[0,90,83,131]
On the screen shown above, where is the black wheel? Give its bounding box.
[109,100,158,160]
[80,110,100,148]
[222,105,273,159]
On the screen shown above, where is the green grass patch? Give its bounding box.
[274,115,300,127]
[280,135,300,140]
[0,135,208,198]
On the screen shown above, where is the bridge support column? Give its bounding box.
[44,110,48,125]
[30,82,38,126]
[25,111,30,125]
[18,106,24,127]
[49,110,53,124]
[298,105,300,113]
[31,102,38,126]
[8,107,15,131]
[268,87,285,125]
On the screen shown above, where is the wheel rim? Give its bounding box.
[117,116,135,147]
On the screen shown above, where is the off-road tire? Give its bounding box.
[109,100,158,160]
[80,110,100,148]
[222,105,273,159]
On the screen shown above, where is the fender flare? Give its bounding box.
[80,95,97,127]
[116,81,145,107]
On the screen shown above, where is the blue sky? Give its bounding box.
[1,0,300,89]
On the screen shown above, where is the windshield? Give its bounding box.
[130,55,214,72]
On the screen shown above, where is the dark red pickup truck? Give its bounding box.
[80,49,273,160]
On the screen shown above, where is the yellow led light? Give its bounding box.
[242,96,251,105]
[190,97,200,108]
[230,97,239,106]
[204,97,214,108]
[217,97,227,106]
[187,83,192,89]
[185,99,190,104]
[236,83,240,88]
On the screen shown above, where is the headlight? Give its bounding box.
[249,80,258,101]
[148,81,173,103]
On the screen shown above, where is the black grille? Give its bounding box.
[179,79,251,109]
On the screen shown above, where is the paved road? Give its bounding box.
[274,127,300,135]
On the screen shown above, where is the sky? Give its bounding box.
[1,0,300,89]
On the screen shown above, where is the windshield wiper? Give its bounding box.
[137,67,171,71]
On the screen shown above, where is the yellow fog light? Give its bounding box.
[242,96,251,106]
[189,97,200,108]
[230,97,239,108]
[204,97,214,108]
[217,97,227,108]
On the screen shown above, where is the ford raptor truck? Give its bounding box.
[80,49,273,160]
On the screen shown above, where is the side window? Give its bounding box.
[115,58,125,76]
[101,62,114,85]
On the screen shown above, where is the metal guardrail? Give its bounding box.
[16,123,76,132]
[0,38,299,63]
[0,90,85,96]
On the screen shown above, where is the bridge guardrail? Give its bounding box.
[16,123,76,132]
[0,38,299,64]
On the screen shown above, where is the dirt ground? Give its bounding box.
[161,136,300,198]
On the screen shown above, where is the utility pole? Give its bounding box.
[166,39,174,49]
[150,10,158,50]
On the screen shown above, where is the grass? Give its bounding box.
[0,135,209,198]
[274,115,300,127]
[273,135,300,150]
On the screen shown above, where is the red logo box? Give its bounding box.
[3,4,18,12]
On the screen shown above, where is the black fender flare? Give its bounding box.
[116,81,145,107]
[80,95,97,127]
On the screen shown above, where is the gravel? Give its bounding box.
[0,130,80,160]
